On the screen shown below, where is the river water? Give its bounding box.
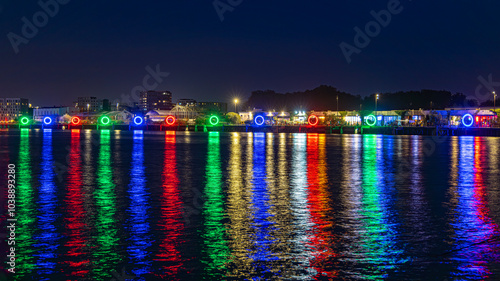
[1,129,500,280]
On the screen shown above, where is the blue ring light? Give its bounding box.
[43,117,52,125]
[462,114,474,127]
[133,116,144,125]
[254,115,265,126]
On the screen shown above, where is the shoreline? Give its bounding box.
[3,124,500,137]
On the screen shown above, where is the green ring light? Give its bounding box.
[209,115,219,126]
[20,117,30,125]
[100,116,111,125]
[366,114,377,126]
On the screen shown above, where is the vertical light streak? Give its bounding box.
[155,131,184,279]
[226,132,252,279]
[126,130,151,276]
[306,133,338,278]
[33,129,60,279]
[248,132,279,278]
[93,130,120,279]
[356,135,405,279]
[449,137,500,279]
[63,130,90,279]
[290,133,315,277]
[202,131,230,279]
[15,129,36,279]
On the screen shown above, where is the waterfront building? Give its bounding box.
[140,91,173,112]
[100,99,111,111]
[239,109,289,124]
[292,111,308,124]
[373,111,402,126]
[33,106,79,122]
[75,97,99,113]
[344,112,362,126]
[238,111,255,122]
[177,99,197,107]
[197,101,228,113]
[146,105,198,122]
[447,109,497,127]
[0,98,29,121]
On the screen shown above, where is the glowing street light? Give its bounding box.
[494,91,497,111]
[234,99,238,112]
[87,103,90,115]
[375,94,379,112]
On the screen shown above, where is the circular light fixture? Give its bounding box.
[71,116,80,125]
[308,114,319,126]
[20,117,30,125]
[366,115,377,126]
[43,117,52,125]
[165,115,176,126]
[133,116,144,126]
[100,116,111,125]
[254,115,265,126]
[209,115,219,126]
[462,114,474,127]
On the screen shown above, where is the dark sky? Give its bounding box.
[1,0,499,107]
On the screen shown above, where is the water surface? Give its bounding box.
[1,129,500,280]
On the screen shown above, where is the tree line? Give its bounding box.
[242,85,493,112]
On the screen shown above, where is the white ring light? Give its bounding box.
[254,115,265,126]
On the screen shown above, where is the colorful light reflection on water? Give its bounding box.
[2,131,500,280]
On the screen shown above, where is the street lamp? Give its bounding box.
[87,103,89,115]
[336,95,339,112]
[493,91,497,111]
[375,94,379,112]
[234,99,238,113]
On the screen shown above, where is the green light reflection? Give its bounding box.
[14,129,37,279]
[93,130,120,279]
[202,132,230,278]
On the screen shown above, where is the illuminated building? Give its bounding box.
[33,106,78,122]
[197,101,228,113]
[0,97,29,121]
[177,98,197,106]
[75,96,99,113]
[140,91,173,112]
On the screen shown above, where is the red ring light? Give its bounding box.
[71,116,80,125]
[165,115,176,126]
[308,114,319,126]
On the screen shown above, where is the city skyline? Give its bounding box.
[1,1,500,107]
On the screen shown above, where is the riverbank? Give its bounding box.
[4,124,500,137]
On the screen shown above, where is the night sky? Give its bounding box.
[0,0,499,107]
